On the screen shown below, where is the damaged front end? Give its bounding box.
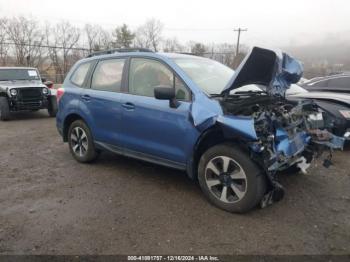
[219,94,344,207]
[195,47,345,208]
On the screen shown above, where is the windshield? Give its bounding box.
[173,57,234,95]
[0,69,40,81]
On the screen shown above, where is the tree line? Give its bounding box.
[0,16,245,82]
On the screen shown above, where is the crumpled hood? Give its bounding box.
[221,46,303,97]
[0,80,46,89]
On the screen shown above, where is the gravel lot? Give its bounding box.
[0,111,349,255]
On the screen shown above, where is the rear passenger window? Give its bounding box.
[71,62,92,87]
[91,59,125,92]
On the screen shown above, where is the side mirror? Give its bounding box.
[154,86,179,108]
[41,78,46,83]
[154,86,175,100]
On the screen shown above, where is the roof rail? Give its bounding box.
[87,48,154,58]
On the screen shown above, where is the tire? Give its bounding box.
[48,96,58,117]
[68,120,99,163]
[0,97,10,121]
[198,143,266,213]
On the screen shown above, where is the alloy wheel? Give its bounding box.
[205,156,248,203]
[70,127,88,157]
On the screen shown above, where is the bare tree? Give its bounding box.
[135,19,163,51]
[0,18,9,66]
[85,24,100,52]
[45,21,81,82]
[98,29,113,50]
[6,16,45,67]
[212,43,236,68]
[45,23,63,82]
[84,24,112,52]
[57,22,80,75]
[163,37,184,52]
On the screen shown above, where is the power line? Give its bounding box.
[1,41,238,55]
[0,41,90,51]
[164,27,232,31]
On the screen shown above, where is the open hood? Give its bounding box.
[221,47,303,97]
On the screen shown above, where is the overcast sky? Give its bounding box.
[0,0,349,48]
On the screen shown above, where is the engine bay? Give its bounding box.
[219,92,329,136]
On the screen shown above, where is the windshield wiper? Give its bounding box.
[234,90,266,94]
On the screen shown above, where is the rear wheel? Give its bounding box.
[68,120,99,163]
[0,97,10,121]
[198,143,266,213]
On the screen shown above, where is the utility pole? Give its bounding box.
[234,28,247,57]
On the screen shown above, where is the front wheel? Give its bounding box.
[198,143,266,213]
[68,120,99,163]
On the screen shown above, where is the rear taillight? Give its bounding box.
[56,87,65,103]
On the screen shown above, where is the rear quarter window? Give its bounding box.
[70,62,93,87]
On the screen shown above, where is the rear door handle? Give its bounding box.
[122,102,135,110]
[81,94,91,102]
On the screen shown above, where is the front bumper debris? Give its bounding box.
[344,130,350,140]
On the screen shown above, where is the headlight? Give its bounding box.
[42,88,49,95]
[10,89,17,96]
[339,110,350,119]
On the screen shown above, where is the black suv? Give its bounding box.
[0,67,57,120]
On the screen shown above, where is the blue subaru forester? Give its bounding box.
[56,47,344,213]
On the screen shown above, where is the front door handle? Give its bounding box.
[81,94,91,102]
[122,102,135,110]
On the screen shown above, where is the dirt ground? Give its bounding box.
[0,111,349,255]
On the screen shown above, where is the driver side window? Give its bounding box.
[128,58,190,100]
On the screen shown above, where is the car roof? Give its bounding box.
[159,52,205,59]
[81,51,204,63]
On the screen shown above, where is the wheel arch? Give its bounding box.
[63,113,86,142]
[188,124,247,180]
